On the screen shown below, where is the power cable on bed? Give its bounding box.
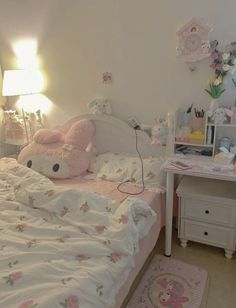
[117,128,145,195]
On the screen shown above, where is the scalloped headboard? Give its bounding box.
[55,114,172,157]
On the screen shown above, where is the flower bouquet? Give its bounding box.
[205,41,236,98]
[205,41,236,117]
[205,76,225,98]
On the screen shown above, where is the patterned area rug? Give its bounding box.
[127,255,208,308]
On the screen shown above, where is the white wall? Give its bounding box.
[0,0,235,126]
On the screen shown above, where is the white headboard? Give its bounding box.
[56,114,172,157]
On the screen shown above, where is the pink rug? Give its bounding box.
[127,255,208,308]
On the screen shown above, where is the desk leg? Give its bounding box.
[165,172,174,257]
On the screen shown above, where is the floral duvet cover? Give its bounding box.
[0,159,156,308]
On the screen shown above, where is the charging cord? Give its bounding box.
[117,128,145,195]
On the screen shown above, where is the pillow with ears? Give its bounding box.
[17,119,95,179]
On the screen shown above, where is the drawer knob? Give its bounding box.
[205,210,209,214]
[204,231,208,236]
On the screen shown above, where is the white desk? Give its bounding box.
[162,154,236,256]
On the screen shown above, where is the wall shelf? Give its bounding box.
[175,142,214,147]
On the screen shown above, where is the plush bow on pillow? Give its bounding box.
[18,119,95,179]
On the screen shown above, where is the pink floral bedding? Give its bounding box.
[0,158,156,308]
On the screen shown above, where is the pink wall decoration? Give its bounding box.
[176,18,212,63]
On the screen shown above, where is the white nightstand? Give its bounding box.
[162,154,236,257]
[177,176,236,259]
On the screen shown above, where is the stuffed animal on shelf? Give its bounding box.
[151,117,168,146]
[87,98,112,115]
[18,119,95,179]
[209,107,233,124]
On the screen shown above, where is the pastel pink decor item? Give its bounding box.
[18,119,95,179]
[34,129,63,144]
[127,255,208,308]
[151,118,168,146]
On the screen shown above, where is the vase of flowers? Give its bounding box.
[206,77,224,114]
[205,40,236,113]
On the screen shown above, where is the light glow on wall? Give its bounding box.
[17,94,53,113]
[13,39,40,69]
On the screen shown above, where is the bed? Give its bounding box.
[0,114,167,308]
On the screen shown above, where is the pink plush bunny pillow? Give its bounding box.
[18,119,95,179]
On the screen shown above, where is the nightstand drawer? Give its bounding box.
[181,197,236,227]
[180,220,235,249]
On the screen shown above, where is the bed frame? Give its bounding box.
[56,113,172,157]
[120,238,161,307]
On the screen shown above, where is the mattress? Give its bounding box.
[53,177,165,307]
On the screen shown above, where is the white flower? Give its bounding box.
[222,64,231,72]
[214,78,221,86]
[222,53,230,60]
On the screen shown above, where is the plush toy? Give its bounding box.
[18,119,95,179]
[209,107,233,124]
[87,98,112,115]
[151,117,168,146]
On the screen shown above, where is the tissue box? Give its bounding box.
[214,152,235,165]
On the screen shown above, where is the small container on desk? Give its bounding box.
[193,108,205,130]
[189,131,205,144]
[193,117,205,131]
[219,137,231,152]
[176,108,193,129]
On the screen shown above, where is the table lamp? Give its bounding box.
[2,69,43,143]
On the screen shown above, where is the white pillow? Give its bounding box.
[87,152,166,191]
